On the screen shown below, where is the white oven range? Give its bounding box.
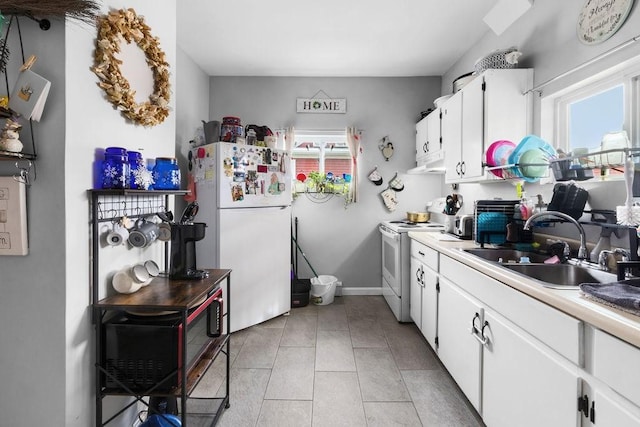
[379,220,445,322]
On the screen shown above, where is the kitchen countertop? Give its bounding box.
[409,231,640,349]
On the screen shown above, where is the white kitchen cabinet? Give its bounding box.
[437,277,483,412]
[438,253,583,424]
[443,69,533,183]
[442,91,463,182]
[415,115,429,166]
[415,108,443,167]
[482,310,580,427]
[579,327,640,426]
[586,385,640,426]
[409,255,423,326]
[410,241,438,349]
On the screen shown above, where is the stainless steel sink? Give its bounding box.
[501,263,617,288]
[463,248,551,264]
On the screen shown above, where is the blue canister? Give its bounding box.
[127,151,145,189]
[153,157,181,190]
[101,147,129,189]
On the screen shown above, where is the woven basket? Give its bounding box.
[474,48,521,74]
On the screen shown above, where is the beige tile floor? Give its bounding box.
[193,295,484,426]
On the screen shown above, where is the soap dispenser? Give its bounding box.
[589,227,612,263]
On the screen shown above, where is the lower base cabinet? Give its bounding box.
[438,277,580,425]
[413,243,640,427]
[437,277,482,412]
[410,241,439,350]
[587,385,640,426]
[482,310,580,427]
[581,327,640,426]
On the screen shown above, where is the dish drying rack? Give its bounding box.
[474,200,520,247]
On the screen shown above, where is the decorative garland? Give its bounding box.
[91,8,170,126]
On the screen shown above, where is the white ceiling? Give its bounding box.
[177,0,499,77]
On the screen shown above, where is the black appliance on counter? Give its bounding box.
[169,222,208,279]
[101,288,223,392]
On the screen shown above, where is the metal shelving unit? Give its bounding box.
[89,189,230,427]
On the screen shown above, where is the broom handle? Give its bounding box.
[291,235,319,278]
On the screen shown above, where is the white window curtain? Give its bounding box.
[346,127,361,203]
[284,126,295,152]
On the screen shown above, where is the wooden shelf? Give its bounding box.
[89,188,190,196]
[183,335,229,396]
[95,269,231,311]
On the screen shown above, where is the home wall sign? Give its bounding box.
[577,0,635,45]
[296,91,346,114]
[91,8,171,127]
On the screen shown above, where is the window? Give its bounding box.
[541,56,640,178]
[292,130,352,194]
[567,84,624,151]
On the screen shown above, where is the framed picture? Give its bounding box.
[0,176,28,256]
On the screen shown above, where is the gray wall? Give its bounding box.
[0,16,67,427]
[210,76,444,287]
[175,47,211,217]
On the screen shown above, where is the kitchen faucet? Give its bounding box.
[523,211,588,260]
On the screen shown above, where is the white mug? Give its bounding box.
[112,269,142,294]
[106,222,130,246]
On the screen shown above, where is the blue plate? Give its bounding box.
[508,135,557,182]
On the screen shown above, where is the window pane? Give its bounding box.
[569,85,624,151]
[294,158,320,178]
[325,158,351,178]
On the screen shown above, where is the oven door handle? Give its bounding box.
[379,226,400,241]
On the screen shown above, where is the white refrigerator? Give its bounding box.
[192,142,292,332]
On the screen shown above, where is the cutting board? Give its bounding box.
[0,177,28,255]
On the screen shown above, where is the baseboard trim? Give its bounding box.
[340,287,382,296]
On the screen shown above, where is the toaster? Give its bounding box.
[454,215,474,239]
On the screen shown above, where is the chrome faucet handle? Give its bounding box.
[613,248,630,261]
[598,250,614,271]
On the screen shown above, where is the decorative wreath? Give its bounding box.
[91,8,170,126]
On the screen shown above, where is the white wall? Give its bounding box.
[209,76,444,288]
[64,2,178,425]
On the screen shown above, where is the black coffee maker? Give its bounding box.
[169,202,208,279]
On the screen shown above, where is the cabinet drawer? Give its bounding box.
[410,241,438,271]
[593,328,640,405]
[440,255,582,365]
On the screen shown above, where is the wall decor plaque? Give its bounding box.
[296,97,346,114]
[577,0,635,45]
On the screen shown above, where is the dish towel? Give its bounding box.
[579,279,640,317]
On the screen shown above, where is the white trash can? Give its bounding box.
[310,275,338,305]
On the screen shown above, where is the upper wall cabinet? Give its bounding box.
[415,107,443,167]
[442,69,534,184]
